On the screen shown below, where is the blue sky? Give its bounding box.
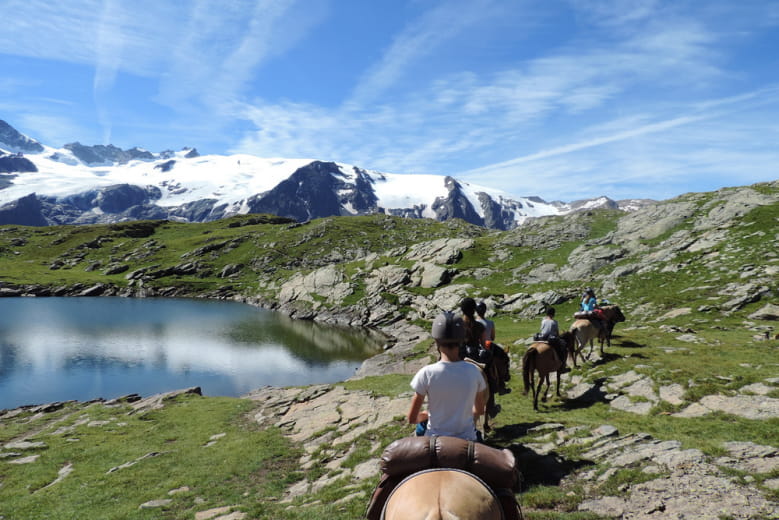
[1,0,778,202]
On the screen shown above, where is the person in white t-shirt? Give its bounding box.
[407,311,488,441]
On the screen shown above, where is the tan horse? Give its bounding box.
[522,332,573,411]
[382,468,504,520]
[569,305,625,363]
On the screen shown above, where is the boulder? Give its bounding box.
[748,303,779,321]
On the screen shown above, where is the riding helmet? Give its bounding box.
[431,311,465,343]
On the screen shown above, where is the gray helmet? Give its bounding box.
[431,311,465,343]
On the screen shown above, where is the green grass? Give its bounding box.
[0,396,300,520]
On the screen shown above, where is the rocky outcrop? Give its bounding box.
[0,152,38,173]
[0,193,48,226]
[0,120,44,153]
[64,142,155,165]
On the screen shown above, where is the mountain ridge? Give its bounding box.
[0,119,652,229]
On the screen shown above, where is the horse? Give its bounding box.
[569,305,626,363]
[522,331,573,411]
[381,468,505,520]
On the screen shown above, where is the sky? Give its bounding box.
[1,0,778,202]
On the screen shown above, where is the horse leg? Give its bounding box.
[534,375,544,410]
[570,333,581,367]
[555,370,561,397]
[540,374,550,403]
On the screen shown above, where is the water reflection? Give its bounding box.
[0,297,382,410]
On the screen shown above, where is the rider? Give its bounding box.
[580,288,606,333]
[476,301,496,347]
[407,311,487,442]
[539,307,567,372]
[460,297,489,363]
[461,297,501,417]
[580,287,597,312]
[477,300,511,395]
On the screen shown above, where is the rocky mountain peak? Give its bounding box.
[0,120,44,153]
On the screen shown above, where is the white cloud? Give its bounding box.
[347,0,508,107]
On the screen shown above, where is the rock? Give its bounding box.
[739,382,773,395]
[622,377,659,402]
[610,395,653,415]
[129,387,202,413]
[578,496,626,517]
[675,394,779,420]
[278,264,352,306]
[404,238,473,265]
[219,264,243,278]
[103,264,129,275]
[4,440,47,450]
[195,506,233,520]
[624,472,777,519]
[416,262,453,288]
[9,454,40,464]
[657,307,692,320]
[658,383,685,405]
[748,303,779,321]
[592,425,619,438]
[78,283,108,296]
[139,499,172,509]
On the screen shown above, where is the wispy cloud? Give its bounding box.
[2,0,322,142]
[347,0,505,107]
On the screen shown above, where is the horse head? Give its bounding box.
[602,305,625,323]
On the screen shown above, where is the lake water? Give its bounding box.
[0,297,383,410]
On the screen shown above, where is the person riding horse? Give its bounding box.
[537,307,568,372]
[407,311,487,442]
[579,288,606,333]
[460,297,501,418]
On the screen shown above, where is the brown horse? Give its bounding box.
[522,331,573,411]
[569,305,626,362]
[382,468,504,520]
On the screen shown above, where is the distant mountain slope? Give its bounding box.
[0,119,649,228]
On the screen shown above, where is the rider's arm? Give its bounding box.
[406,392,427,424]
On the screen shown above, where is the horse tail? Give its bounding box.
[522,347,537,394]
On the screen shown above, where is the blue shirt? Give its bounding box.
[581,296,597,312]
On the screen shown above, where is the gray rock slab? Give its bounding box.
[623,378,659,402]
[4,440,47,450]
[748,303,779,321]
[139,499,172,509]
[609,370,643,389]
[699,394,779,419]
[623,472,778,519]
[739,382,773,395]
[658,383,685,405]
[610,395,653,415]
[8,454,40,464]
[579,496,626,517]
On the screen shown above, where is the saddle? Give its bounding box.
[365,435,522,520]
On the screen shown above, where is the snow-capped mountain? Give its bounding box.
[0,120,644,229]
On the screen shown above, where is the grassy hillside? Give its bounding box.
[1,180,777,519]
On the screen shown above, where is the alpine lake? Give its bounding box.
[0,297,384,410]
